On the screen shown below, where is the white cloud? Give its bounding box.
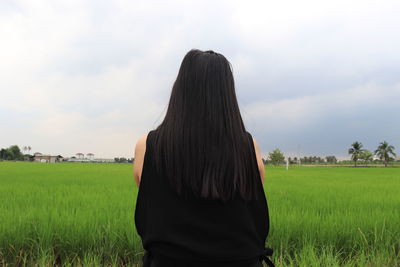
[242,82,400,156]
[0,0,399,158]
[243,82,400,131]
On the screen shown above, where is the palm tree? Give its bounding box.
[374,141,396,167]
[360,150,373,166]
[348,141,364,167]
[28,146,31,154]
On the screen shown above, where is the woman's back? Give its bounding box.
[133,49,274,266]
[134,129,271,267]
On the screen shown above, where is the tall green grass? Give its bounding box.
[266,166,399,266]
[0,162,399,266]
[0,162,142,266]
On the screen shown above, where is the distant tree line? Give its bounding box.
[292,156,337,164]
[114,157,134,163]
[348,141,396,167]
[0,145,134,163]
[0,145,25,160]
[264,140,397,167]
[264,149,338,165]
[2,141,397,167]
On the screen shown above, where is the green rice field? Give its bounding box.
[0,161,399,266]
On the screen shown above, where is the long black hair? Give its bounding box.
[151,49,261,203]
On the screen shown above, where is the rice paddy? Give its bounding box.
[0,161,399,266]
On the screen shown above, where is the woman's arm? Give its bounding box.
[133,134,147,187]
[252,138,265,184]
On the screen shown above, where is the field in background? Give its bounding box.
[0,162,399,266]
[266,166,399,266]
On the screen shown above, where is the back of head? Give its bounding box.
[152,49,261,203]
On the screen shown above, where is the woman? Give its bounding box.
[133,49,274,267]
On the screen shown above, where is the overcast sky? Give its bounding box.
[1,0,399,159]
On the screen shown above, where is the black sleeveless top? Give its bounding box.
[134,130,274,267]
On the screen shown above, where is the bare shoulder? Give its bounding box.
[135,134,148,151]
[252,137,260,151]
[251,136,261,158]
[133,133,149,186]
[134,134,148,160]
[251,136,265,184]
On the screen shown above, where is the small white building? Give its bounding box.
[34,154,63,163]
